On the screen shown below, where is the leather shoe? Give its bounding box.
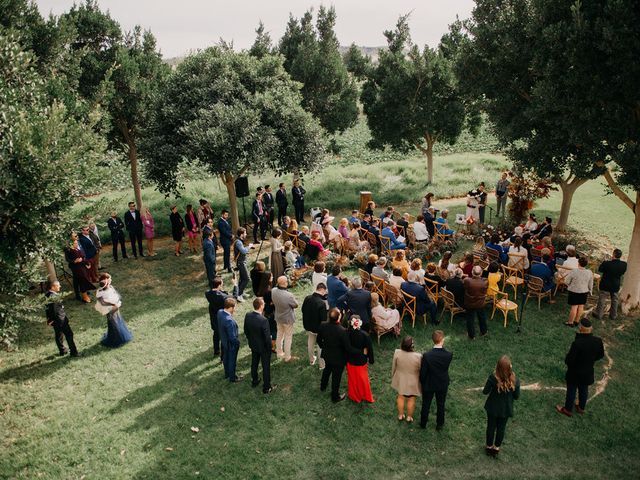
[230,376,244,383]
[264,385,277,394]
[575,406,585,415]
[251,379,261,388]
[436,424,444,431]
[555,405,573,417]
[332,393,347,403]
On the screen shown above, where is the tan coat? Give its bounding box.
[391,349,422,396]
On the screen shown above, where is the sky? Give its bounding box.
[34,0,476,58]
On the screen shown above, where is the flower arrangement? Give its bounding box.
[507,171,557,224]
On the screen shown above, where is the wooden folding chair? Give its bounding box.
[366,231,379,253]
[406,227,416,249]
[370,274,387,304]
[554,265,573,296]
[424,277,439,304]
[525,276,552,310]
[508,252,527,272]
[485,247,500,263]
[477,258,489,271]
[379,235,392,256]
[359,268,371,285]
[440,288,465,324]
[371,316,395,345]
[401,290,419,327]
[530,248,542,263]
[396,225,406,238]
[501,264,524,298]
[491,291,519,327]
[385,284,403,310]
[433,221,452,242]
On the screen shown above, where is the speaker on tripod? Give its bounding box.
[234,176,250,227]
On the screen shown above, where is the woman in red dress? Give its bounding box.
[346,316,375,403]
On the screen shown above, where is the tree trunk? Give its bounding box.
[619,191,640,314]
[44,259,57,282]
[223,173,241,232]
[556,177,586,232]
[128,141,143,210]
[426,140,434,185]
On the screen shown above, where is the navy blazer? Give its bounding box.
[217,218,233,246]
[337,288,372,324]
[217,310,239,349]
[327,275,349,309]
[78,234,97,259]
[252,200,265,221]
[598,259,627,293]
[401,281,431,316]
[244,311,271,353]
[276,189,288,207]
[420,347,453,392]
[124,210,143,232]
[205,289,229,330]
[107,217,125,239]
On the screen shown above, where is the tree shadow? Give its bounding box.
[161,306,209,328]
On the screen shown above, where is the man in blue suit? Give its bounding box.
[337,278,372,328]
[402,271,438,324]
[217,209,233,273]
[327,265,349,309]
[78,226,98,282]
[218,297,241,382]
[203,231,217,289]
[381,221,406,250]
[434,210,455,236]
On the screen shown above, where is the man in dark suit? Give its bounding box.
[292,179,306,223]
[218,297,241,382]
[217,210,233,273]
[263,184,275,227]
[203,230,217,288]
[45,280,79,357]
[302,283,329,368]
[445,268,465,308]
[252,193,267,243]
[556,319,605,417]
[595,248,627,321]
[244,297,276,393]
[107,211,128,262]
[78,225,98,282]
[424,207,436,238]
[402,271,438,325]
[276,182,288,226]
[337,277,372,329]
[317,308,357,402]
[419,330,453,430]
[205,277,230,359]
[123,202,144,257]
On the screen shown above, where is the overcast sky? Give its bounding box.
[34,0,475,58]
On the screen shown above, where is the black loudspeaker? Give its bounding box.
[235,176,249,198]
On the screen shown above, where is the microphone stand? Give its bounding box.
[517,273,530,333]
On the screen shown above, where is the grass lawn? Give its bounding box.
[2,233,640,479]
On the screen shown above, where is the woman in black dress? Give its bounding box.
[346,316,375,403]
[169,205,184,256]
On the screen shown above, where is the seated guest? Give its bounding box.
[327,265,349,309]
[308,231,329,258]
[364,253,378,275]
[425,262,445,288]
[486,234,509,264]
[349,222,370,252]
[486,261,502,297]
[382,221,406,250]
[533,216,553,239]
[435,209,455,236]
[509,226,524,243]
[508,237,530,270]
[369,218,381,237]
[540,248,556,270]
[397,213,410,232]
[371,292,401,335]
[562,245,579,269]
[445,268,465,307]
[389,268,405,290]
[364,281,375,292]
[337,278,372,328]
[534,236,555,257]
[438,251,456,279]
[460,253,475,277]
[287,219,298,235]
[283,240,303,272]
[391,250,410,279]
[338,218,350,240]
[401,271,438,324]
[410,258,426,285]
[349,210,360,224]
[380,206,395,221]
[531,254,556,295]
[364,201,376,217]
[361,214,372,231]
[413,215,430,243]
[424,207,436,238]
[372,257,390,281]
[298,225,310,244]
[525,213,538,233]
[282,216,291,233]
[312,261,328,289]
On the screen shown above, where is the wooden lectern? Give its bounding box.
[359,191,372,214]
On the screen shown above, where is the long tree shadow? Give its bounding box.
[161,306,209,328]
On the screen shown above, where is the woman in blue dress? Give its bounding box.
[96,273,133,348]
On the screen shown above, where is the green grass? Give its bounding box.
[2,235,640,479]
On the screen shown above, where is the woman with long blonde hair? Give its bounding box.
[482,355,520,457]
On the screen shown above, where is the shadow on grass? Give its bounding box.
[161,306,209,328]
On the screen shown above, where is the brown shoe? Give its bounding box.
[575,406,585,415]
[555,405,573,417]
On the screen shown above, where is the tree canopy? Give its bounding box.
[342,43,371,80]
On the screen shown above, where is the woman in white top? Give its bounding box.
[508,237,530,270]
[438,251,456,278]
[371,293,401,335]
[524,213,538,233]
[409,258,426,285]
[466,190,480,222]
[312,261,328,289]
[564,257,594,327]
[389,268,405,290]
[413,215,430,242]
[562,245,580,269]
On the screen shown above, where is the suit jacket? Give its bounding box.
[217,310,239,349]
[218,218,233,246]
[124,210,143,232]
[445,277,465,308]
[271,286,298,325]
[302,292,328,333]
[424,212,435,237]
[276,188,288,207]
[107,217,125,240]
[598,259,627,293]
[463,277,488,310]
[205,289,229,330]
[317,322,357,366]
[327,274,349,309]
[45,291,67,327]
[565,333,605,385]
[337,288,372,324]
[78,234,97,259]
[263,192,274,209]
[420,347,453,392]
[382,226,404,248]
[401,281,432,316]
[292,186,306,204]
[203,238,216,267]
[243,311,271,353]
[252,200,265,221]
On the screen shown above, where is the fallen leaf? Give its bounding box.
[165,447,174,452]
[120,449,125,456]
[191,427,200,433]
[220,406,225,412]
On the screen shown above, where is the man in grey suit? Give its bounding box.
[271,275,299,362]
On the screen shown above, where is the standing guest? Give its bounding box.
[364,253,378,275]
[252,192,267,243]
[234,228,252,302]
[184,204,200,254]
[261,276,277,353]
[312,261,328,289]
[66,235,95,303]
[371,292,401,335]
[337,277,372,329]
[495,172,510,217]
[556,318,605,417]
[88,222,103,269]
[203,230,217,289]
[124,202,144,258]
[45,280,79,357]
[327,265,349,309]
[218,297,241,382]
[317,308,355,402]
[78,225,99,282]
[391,336,422,422]
[445,268,466,308]
[96,273,133,348]
[276,182,289,226]
[419,330,453,430]
[421,192,434,218]
[595,248,627,321]
[389,268,405,290]
[263,185,275,227]
[169,206,184,256]
[413,215,430,243]
[565,257,594,327]
[483,355,520,457]
[464,266,488,339]
[371,257,390,282]
[269,228,285,280]
[302,282,329,368]
[244,297,276,393]
[141,207,156,256]
[107,211,127,262]
[218,209,233,273]
[272,275,299,362]
[466,188,481,223]
[391,250,410,279]
[364,200,376,217]
[477,183,488,224]
[292,179,306,223]
[197,199,214,228]
[347,315,375,403]
[205,277,230,359]
[401,271,438,325]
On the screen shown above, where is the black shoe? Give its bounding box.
[420,423,427,429]
[320,386,327,392]
[123,256,129,259]
[251,379,261,388]
[436,424,444,431]
[140,254,145,257]
[332,393,347,403]
[59,350,68,357]
[264,385,277,394]
[230,376,243,383]
[113,258,118,262]
[70,352,81,357]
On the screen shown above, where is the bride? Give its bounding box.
[466,188,481,222]
[96,273,133,348]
